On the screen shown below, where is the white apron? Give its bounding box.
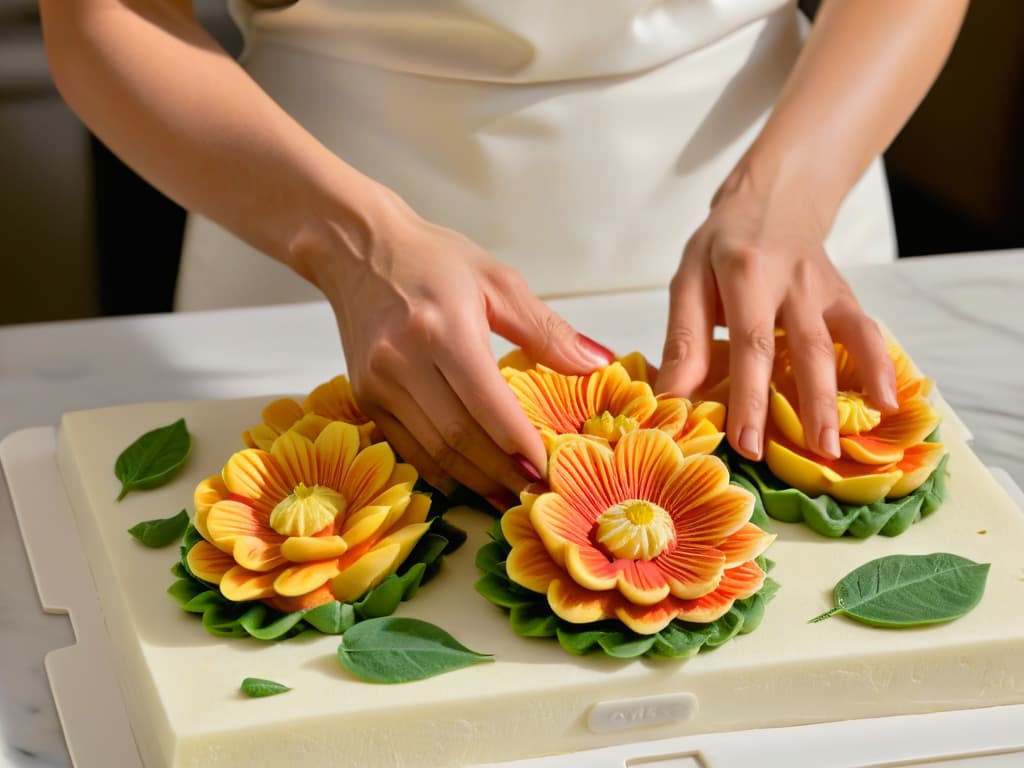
[175,0,897,310]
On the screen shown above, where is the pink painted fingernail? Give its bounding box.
[739,427,761,459]
[576,334,615,366]
[819,426,840,459]
[513,453,542,482]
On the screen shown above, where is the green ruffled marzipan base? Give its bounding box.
[475,519,778,659]
[168,503,466,641]
[720,431,949,538]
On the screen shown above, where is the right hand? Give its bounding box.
[306,195,615,507]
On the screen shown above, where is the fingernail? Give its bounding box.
[576,334,615,366]
[739,427,761,459]
[512,453,542,482]
[485,488,520,514]
[819,426,840,459]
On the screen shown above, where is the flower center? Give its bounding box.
[583,411,641,442]
[836,391,882,435]
[595,500,675,560]
[269,482,346,537]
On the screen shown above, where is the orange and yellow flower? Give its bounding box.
[503,429,774,634]
[502,358,725,458]
[243,374,377,451]
[187,419,430,613]
[765,338,945,505]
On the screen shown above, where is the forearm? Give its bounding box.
[726,0,969,228]
[39,0,394,279]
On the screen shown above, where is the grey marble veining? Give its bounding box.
[0,249,1021,767]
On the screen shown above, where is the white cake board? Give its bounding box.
[3,427,1024,768]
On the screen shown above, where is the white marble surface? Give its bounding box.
[0,250,1022,767]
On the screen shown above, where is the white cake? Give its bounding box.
[49,395,1024,768]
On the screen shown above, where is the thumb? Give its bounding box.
[488,274,614,373]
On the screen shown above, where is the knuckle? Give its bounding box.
[430,441,461,473]
[795,327,835,361]
[662,326,698,365]
[440,420,474,455]
[716,244,763,276]
[743,326,775,360]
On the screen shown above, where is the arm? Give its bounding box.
[41,0,613,502]
[657,0,969,460]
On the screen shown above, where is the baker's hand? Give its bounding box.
[655,170,898,461]
[309,198,614,506]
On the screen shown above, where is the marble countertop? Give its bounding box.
[1,249,1022,767]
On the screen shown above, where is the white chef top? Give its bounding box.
[176,0,896,310]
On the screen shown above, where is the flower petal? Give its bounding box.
[340,506,390,548]
[280,535,349,563]
[547,578,615,624]
[233,536,287,572]
[643,396,689,437]
[387,492,430,531]
[506,538,563,594]
[674,483,754,546]
[563,542,618,591]
[840,435,905,465]
[265,585,335,613]
[205,499,275,552]
[274,560,342,597]
[654,543,725,599]
[769,388,808,450]
[615,559,670,606]
[186,540,234,584]
[372,521,431,569]
[547,437,619,517]
[193,474,227,541]
[313,421,360,492]
[270,429,319,488]
[765,440,902,505]
[869,396,942,447]
[531,493,598,568]
[887,441,947,498]
[613,428,686,502]
[657,453,732,522]
[501,502,539,547]
[672,559,766,623]
[303,374,369,424]
[220,565,278,602]
[329,541,401,603]
[613,598,679,635]
[343,441,397,511]
[717,523,776,568]
[221,449,292,513]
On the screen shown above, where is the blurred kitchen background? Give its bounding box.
[1,0,1022,326]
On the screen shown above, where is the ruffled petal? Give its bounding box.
[869,396,942,448]
[270,429,319,488]
[205,499,275,552]
[643,395,689,437]
[563,541,618,591]
[303,374,369,424]
[657,453,732,521]
[343,442,396,511]
[312,421,360,493]
[280,535,349,563]
[273,560,341,598]
[765,440,902,505]
[614,559,670,606]
[673,483,753,546]
[501,502,539,547]
[654,543,725,600]
[186,540,235,584]
[613,598,679,635]
[547,578,615,625]
[219,565,278,602]
[613,429,686,502]
[887,441,947,498]
[717,523,776,567]
[506,538,563,594]
[221,449,292,513]
[531,493,598,567]
[233,536,287,572]
[193,474,227,542]
[671,559,766,623]
[329,541,401,603]
[547,437,619,516]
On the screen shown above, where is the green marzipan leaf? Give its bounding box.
[810,552,990,627]
[475,519,779,660]
[127,509,190,548]
[240,677,291,698]
[337,616,493,683]
[168,512,465,641]
[723,445,949,538]
[114,418,192,501]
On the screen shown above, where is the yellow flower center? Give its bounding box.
[269,482,346,537]
[583,411,641,442]
[836,391,882,435]
[595,500,675,560]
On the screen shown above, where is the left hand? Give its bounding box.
[655,166,899,462]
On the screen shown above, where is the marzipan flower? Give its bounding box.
[243,374,377,450]
[186,419,430,613]
[502,429,774,634]
[502,357,725,457]
[766,339,945,505]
